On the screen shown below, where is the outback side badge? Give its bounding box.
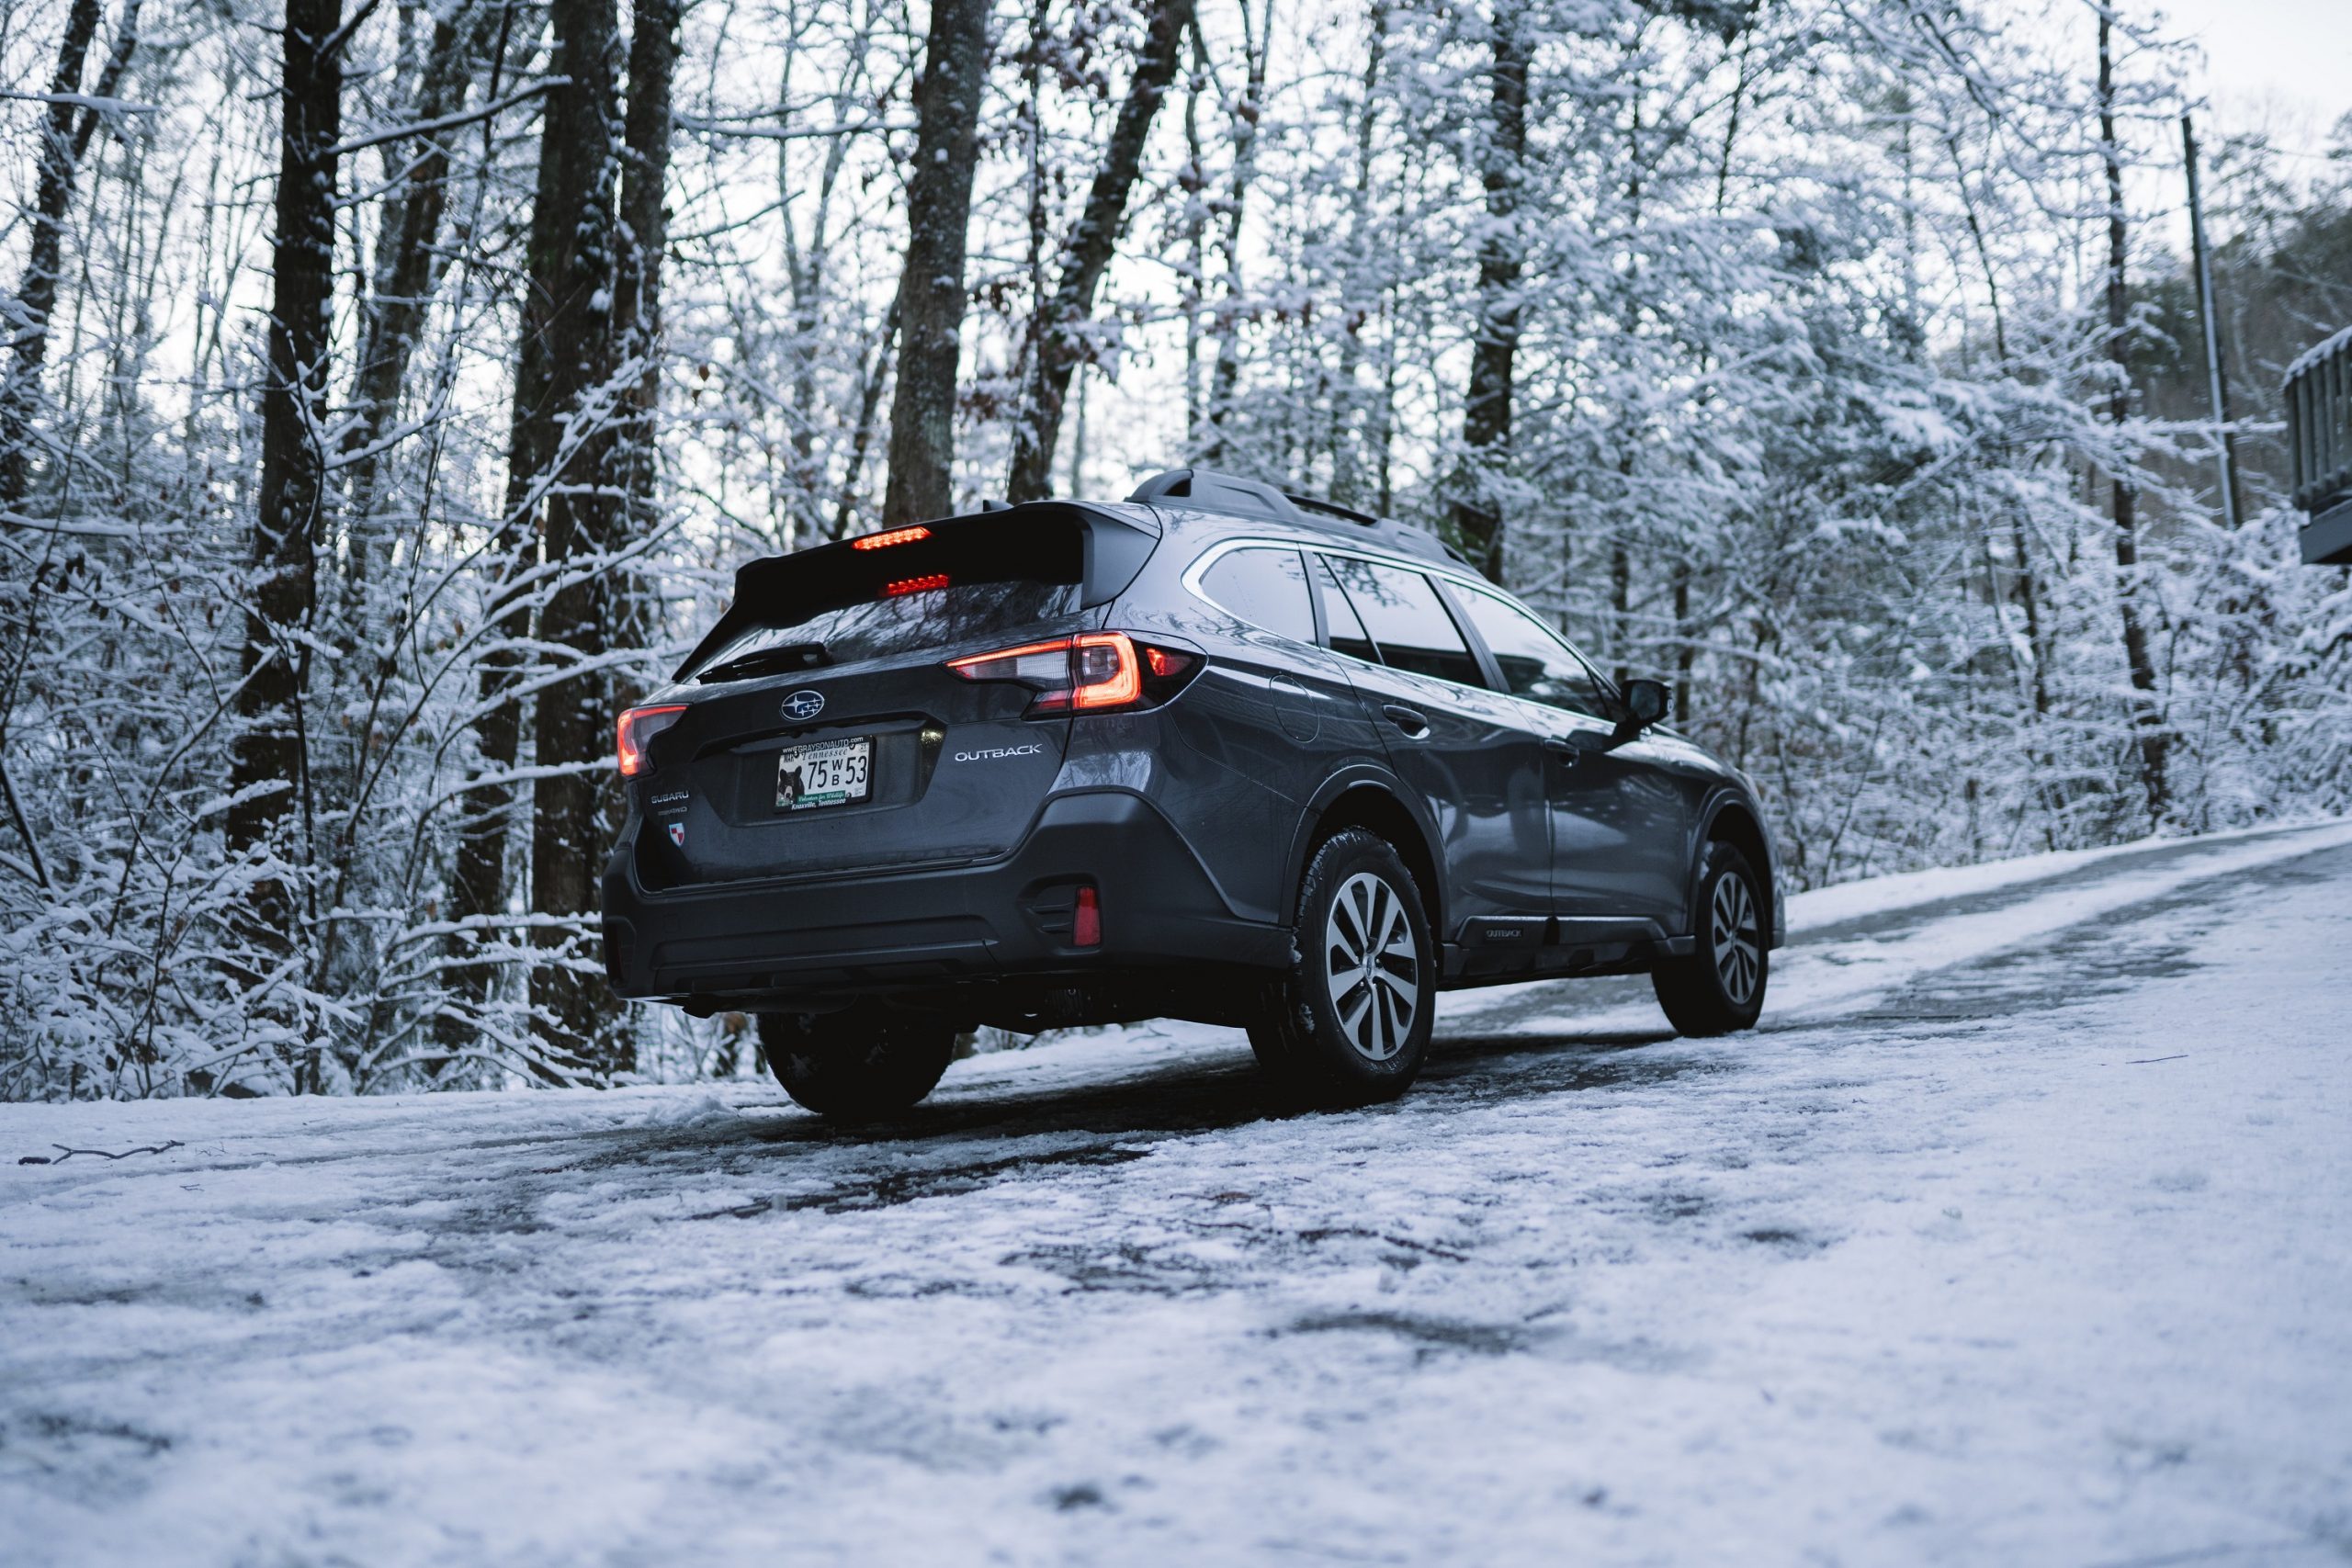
[781,689,825,721]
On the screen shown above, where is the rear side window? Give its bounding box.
[1312,556,1378,663]
[1320,557,1487,688]
[1198,547,1317,643]
[1450,586,1617,720]
[688,517,1083,681]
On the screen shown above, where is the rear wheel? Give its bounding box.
[1652,842,1768,1036]
[757,1006,955,1120]
[1249,829,1433,1108]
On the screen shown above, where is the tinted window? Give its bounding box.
[687,515,1087,681]
[693,581,1081,681]
[1452,587,1616,719]
[1199,547,1317,642]
[1322,557,1486,688]
[1312,555,1378,663]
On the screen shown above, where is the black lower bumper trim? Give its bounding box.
[603,789,1288,1007]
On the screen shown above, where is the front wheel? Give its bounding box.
[757,1006,954,1121]
[1652,842,1769,1036]
[1249,829,1434,1108]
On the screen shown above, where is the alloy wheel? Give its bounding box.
[1711,869,1762,1006]
[1322,870,1421,1062]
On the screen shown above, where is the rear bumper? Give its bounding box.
[601,788,1289,1007]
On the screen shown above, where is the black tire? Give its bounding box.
[757,1006,954,1121]
[1653,842,1769,1036]
[1249,829,1434,1108]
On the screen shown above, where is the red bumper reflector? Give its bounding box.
[1072,885,1102,947]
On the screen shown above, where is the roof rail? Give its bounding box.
[1125,467,1465,567]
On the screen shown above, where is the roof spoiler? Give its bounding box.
[670,502,1160,682]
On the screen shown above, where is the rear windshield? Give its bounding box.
[688,518,1084,682]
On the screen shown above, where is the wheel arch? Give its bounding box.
[1693,795,1778,948]
[1285,775,1446,942]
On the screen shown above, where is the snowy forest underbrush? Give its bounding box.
[0,0,2347,1099]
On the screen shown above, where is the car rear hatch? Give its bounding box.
[631,503,1160,887]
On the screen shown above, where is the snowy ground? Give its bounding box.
[6,821,2352,1566]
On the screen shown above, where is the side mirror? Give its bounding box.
[1620,677,1669,733]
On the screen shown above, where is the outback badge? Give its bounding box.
[781,689,825,722]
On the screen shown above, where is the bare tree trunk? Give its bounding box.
[1202,0,1268,463]
[882,0,990,526]
[1005,0,1194,503]
[342,1,497,585]
[1451,6,1526,581]
[0,0,130,512]
[441,0,622,1071]
[1945,124,2052,727]
[527,0,631,1076]
[319,1,507,1050]
[228,0,343,971]
[1331,0,1387,508]
[834,297,899,537]
[2098,9,2167,824]
[1181,31,1205,450]
[614,0,677,558]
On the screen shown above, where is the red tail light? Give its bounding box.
[851,525,932,550]
[1072,885,1102,947]
[616,705,687,776]
[1069,633,1141,710]
[947,632,1148,714]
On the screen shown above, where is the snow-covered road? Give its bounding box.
[6,822,2352,1566]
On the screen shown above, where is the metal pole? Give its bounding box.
[2182,113,2245,529]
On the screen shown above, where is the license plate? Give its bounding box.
[775,736,871,811]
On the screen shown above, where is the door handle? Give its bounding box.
[1382,704,1430,739]
[1544,737,1579,763]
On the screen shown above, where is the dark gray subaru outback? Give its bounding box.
[604,468,1781,1117]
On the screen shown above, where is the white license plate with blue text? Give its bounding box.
[776,736,871,811]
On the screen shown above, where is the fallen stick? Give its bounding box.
[17,1140,184,1166]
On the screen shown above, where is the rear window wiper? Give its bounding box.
[695,642,831,684]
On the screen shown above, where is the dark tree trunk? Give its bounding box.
[1451,8,1526,581]
[227,0,343,962]
[321,2,506,1045]
[0,0,110,512]
[882,0,990,527]
[342,1,497,582]
[441,0,622,1071]
[1202,0,1269,464]
[1181,30,1205,449]
[1005,0,1194,503]
[2098,10,2167,824]
[526,0,631,1075]
[1329,0,1387,506]
[835,299,899,538]
[1672,560,1692,724]
[613,0,676,581]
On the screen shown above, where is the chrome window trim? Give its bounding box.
[1181,539,1322,646]
[1182,535,1620,715]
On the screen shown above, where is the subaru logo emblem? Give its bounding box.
[781,689,825,722]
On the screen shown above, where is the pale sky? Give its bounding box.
[2154,0,2350,141]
